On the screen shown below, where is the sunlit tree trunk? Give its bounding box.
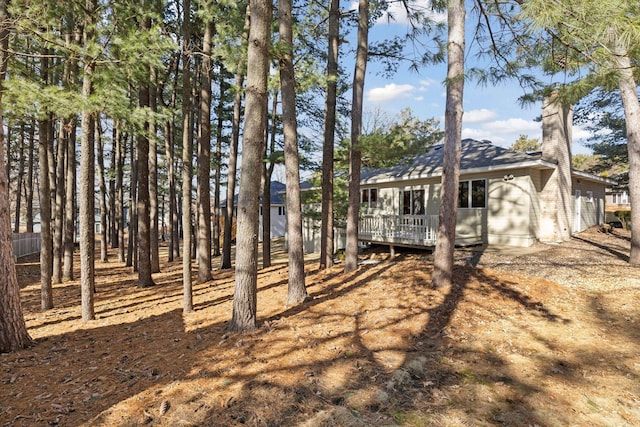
[212,75,226,257]
[197,18,213,283]
[279,0,308,304]
[79,0,97,319]
[164,119,177,261]
[344,0,368,273]
[227,0,271,332]
[136,20,155,287]
[0,0,32,352]
[181,0,194,312]
[25,122,34,233]
[613,45,640,265]
[39,54,54,310]
[221,5,249,270]
[127,131,138,269]
[261,92,277,269]
[149,65,160,273]
[108,126,117,248]
[63,27,81,281]
[432,0,465,289]
[96,117,108,263]
[320,0,339,270]
[62,117,76,280]
[52,117,66,283]
[115,124,125,262]
[13,122,25,233]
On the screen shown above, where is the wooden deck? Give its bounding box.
[359,214,439,247]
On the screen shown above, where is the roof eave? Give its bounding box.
[571,169,617,185]
[361,159,557,185]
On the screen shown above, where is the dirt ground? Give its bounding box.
[1,228,639,426]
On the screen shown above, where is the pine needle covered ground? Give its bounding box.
[2,229,639,426]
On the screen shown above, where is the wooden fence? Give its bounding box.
[12,232,41,259]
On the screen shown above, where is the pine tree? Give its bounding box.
[181,0,194,312]
[0,0,32,353]
[319,0,340,270]
[432,0,465,289]
[227,0,271,332]
[344,0,368,273]
[278,0,308,304]
[197,17,213,283]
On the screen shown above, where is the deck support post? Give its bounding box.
[389,245,395,257]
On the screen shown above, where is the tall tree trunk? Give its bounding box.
[79,110,95,320]
[613,46,640,265]
[39,55,54,310]
[197,19,213,283]
[47,117,56,231]
[63,28,81,281]
[25,121,35,233]
[4,117,8,191]
[137,27,156,288]
[221,71,243,270]
[164,119,177,261]
[227,0,271,332]
[169,51,181,261]
[63,117,76,280]
[52,118,66,283]
[79,3,97,318]
[432,0,465,289]
[115,124,126,262]
[149,66,160,273]
[261,92,277,269]
[344,0,368,273]
[182,0,194,311]
[320,0,339,270]
[278,0,308,304]
[127,130,138,270]
[221,5,249,270]
[13,123,25,233]
[0,0,33,352]
[96,118,108,262]
[108,126,117,248]
[212,74,226,257]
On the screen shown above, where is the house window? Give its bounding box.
[278,206,286,216]
[361,188,378,209]
[458,179,486,208]
[402,189,424,215]
[613,192,629,205]
[586,191,594,203]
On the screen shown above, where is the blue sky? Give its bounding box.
[350,0,593,155]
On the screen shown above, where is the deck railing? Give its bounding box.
[359,214,439,245]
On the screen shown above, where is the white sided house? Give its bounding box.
[358,99,614,248]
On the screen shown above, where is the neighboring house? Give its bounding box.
[222,180,287,242]
[358,99,615,249]
[606,190,630,212]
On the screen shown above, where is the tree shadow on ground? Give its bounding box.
[573,235,630,263]
[8,242,639,426]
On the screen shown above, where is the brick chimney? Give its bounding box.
[539,95,573,242]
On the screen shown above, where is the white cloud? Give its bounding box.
[464,108,498,124]
[572,125,592,143]
[483,118,540,134]
[367,83,415,103]
[462,117,541,147]
[419,78,438,90]
[376,0,446,25]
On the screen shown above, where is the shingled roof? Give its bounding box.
[360,139,610,185]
